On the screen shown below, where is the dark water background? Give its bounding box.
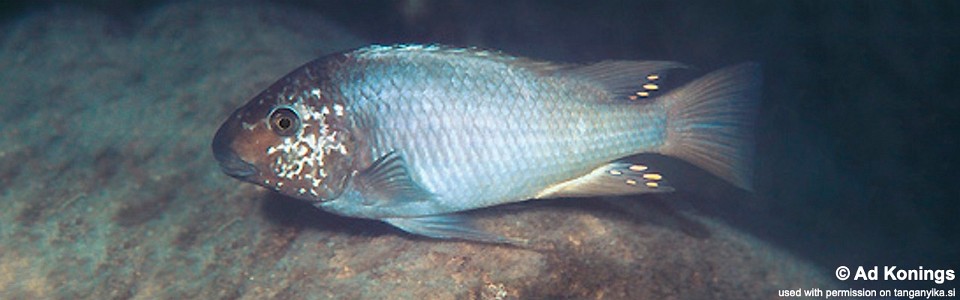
[2,0,957,296]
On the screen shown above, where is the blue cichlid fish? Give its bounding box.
[212,44,760,243]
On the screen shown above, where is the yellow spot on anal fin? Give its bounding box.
[625,179,638,185]
[609,170,623,176]
[642,173,662,180]
[646,182,659,188]
[647,74,660,81]
[643,83,659,91]
[628,95,638,100]
[629,165,648,172]
[637,91,650,98]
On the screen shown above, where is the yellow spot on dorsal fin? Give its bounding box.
[625,179,638,185]
[647,74,659,81]
[629,165,648,171]
[643,83,659,91]
[642,173,662,180]
[609,170,623,176]
[628,95,638,100]
[637,91,650,98]
[646,182,659,188]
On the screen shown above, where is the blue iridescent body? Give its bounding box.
[213,44,760,243]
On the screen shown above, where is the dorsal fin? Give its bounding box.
[354,44,569,75]
[560,60,688,101]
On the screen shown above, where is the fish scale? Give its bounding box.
[335,50,663,211]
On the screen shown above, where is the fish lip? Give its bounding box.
[212,121,258,179]
[216,151,258,178]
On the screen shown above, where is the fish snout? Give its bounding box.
[212,119,258,179]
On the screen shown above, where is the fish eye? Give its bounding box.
[269,107,300,136]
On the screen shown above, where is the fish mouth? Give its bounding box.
[212,120,258,179]
[214,147,257,178]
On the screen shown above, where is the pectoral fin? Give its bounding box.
[353,151,434,207]
[535,161,673,199]
[384,214,525,245]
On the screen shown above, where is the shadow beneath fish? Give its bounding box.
[258,191,397,239]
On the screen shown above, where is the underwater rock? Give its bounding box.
[0,1,834,299]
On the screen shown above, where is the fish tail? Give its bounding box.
[659,63,761,191]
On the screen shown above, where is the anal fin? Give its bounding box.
[384,214,525,245]
[535,161,674,199]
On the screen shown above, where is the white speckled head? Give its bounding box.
[212,59,356,202]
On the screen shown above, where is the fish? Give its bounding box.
[212,44,761,244]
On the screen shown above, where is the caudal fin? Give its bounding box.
[660,63,761,191]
